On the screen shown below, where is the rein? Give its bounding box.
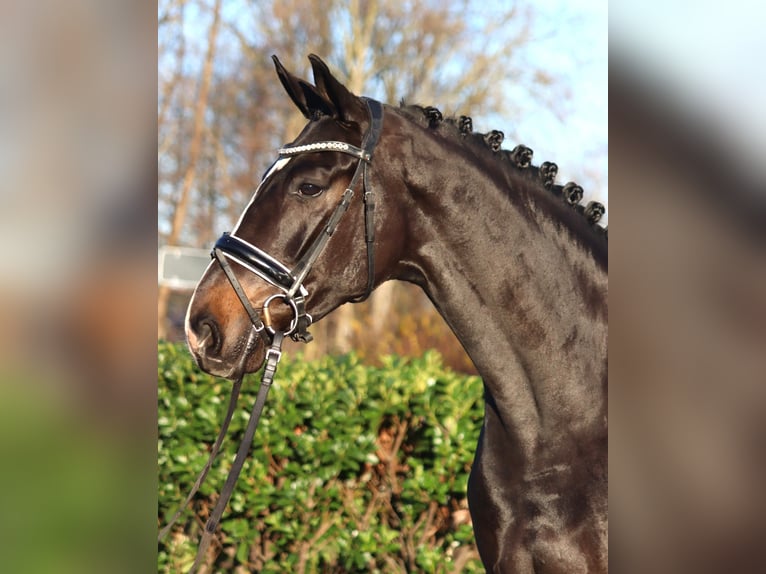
[159,99,384,573]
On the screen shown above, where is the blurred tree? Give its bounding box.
[158,0,221,339]
[158,0,569,368]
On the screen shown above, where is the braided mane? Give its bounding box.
[397,103,608,246]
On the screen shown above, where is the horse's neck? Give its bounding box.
[390,125,608,459]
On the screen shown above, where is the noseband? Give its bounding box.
[212,97,384,345]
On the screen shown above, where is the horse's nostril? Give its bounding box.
[192,317,221,355]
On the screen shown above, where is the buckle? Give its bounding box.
[265,346,282,364]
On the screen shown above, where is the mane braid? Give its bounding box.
[397,102,608,247]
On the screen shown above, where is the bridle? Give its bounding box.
[212,96,384,345]
[159,98,384,573]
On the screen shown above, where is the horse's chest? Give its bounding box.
[468,424,607,573]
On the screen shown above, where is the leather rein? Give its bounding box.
[159,98,384,573]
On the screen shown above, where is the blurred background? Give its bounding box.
[610,1,766,572]
[156,0,608,373]
[0,0,763,571]
[1,1,156,572]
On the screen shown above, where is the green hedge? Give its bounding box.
[158,342,485,573]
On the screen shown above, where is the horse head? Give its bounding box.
[185,55,398,378]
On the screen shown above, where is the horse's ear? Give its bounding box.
[308,54,365,122]
[272,55,335,119]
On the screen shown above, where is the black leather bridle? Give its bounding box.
[159,99,384,573]
[212,97,384,345]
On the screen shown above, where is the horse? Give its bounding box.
[185,54,607,573]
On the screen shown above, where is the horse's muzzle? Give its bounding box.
[186,311,268,379]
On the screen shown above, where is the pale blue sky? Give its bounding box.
[499,0,608,216]
[164,0,608,222]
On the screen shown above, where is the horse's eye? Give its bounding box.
[297,182,324,197]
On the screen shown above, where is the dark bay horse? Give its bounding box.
[186,55,607,573]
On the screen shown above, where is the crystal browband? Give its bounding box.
[278,140,369,160]
[279,141,351,154]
